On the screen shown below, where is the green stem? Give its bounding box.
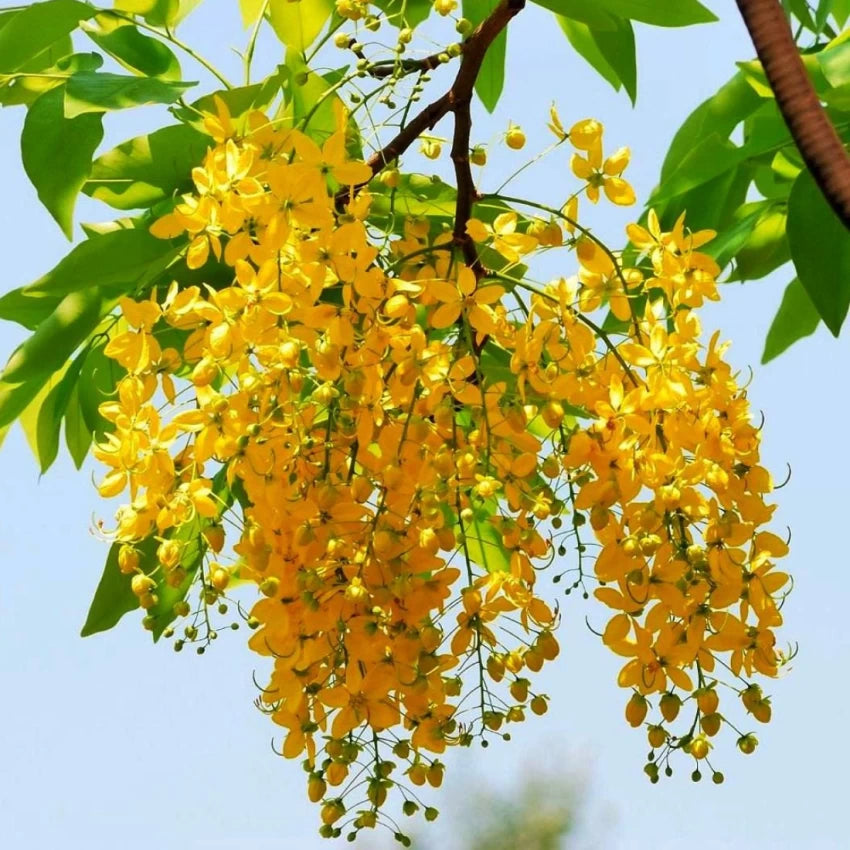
[244,0,271,86]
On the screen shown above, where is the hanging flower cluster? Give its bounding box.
[93,99,791,838]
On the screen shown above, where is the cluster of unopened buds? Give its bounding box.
[93,95,791,839]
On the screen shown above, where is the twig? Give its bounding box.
[337,0,526,193]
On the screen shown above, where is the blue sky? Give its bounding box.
[1,1,848,848]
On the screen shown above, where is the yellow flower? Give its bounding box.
[466,212,538,262]
[427,265,504,336]
[571,141,636,205]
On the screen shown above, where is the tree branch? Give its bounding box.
[339,0,525,187]
[737,0,850,228]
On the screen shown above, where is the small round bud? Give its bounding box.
[505,124,526,150]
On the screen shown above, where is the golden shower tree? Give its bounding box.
[4,0,847,841]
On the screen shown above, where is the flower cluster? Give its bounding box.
[94,99,790,837]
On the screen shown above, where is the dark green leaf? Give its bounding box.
[78,341,120,439]
[84,124,211,210]
[728,205,790,281]
[1,288,104,384]
[64,383,93,468]
[81,535,158,637]
[0,0,92,73]
[788,168,850,335]
[32,350,87,471]
[593,17,636,103]
[21,85,104,238]
[558,14,636,103]
[35,380,65,473]
[82,18,181,80]
[558,17,621,93]
[64,71,195,117]
[762,277,821,362]
[23,228,179,297]
[464,0,506,111]
[703,202,766,268]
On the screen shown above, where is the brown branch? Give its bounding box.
[737,0,850,228]
[451,100,479,269]
[338,0,525,192]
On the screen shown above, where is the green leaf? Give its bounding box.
[285,54,344,139]
[81,536,158,637]
[0,0,92,73]
[64,383,93,468]
[0,25,74,107]
[539,0,715,26]
[78,341,120,439]
[239,0,266,27]
[177,79,281,125]
[17,363,64,465]
[592,0,716,26]
[0,51,101,108]
[371,0,432,27]
[653,112,791,207]
[558,14,636,103]
[818,38,850,89]
[660,72,764,182]
[0,375,52,429]
[464,499,511,574]
[268,0,334,52]
[31,351,86,472]
[833,0,850,27]
[64,71,195,117]
[728,205,790,281]
[23,228,179,297]
[147,470,234,640]
[535,0,620,28]
[82,18,181,80]
[21,85,104,238]
[34,379,67,473]
[592,17,636,103]
[0,288,63,331]
[703,202,766,268]
[762,277,821,363]
[464,0,506,111]
[787,168,850,335]
[114,0,203,27]
[558,17,621,93]
[371,173,457,221]
[84,124,211,210]
[1,288,104,384]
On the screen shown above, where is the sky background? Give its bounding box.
[1,1,849,848]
